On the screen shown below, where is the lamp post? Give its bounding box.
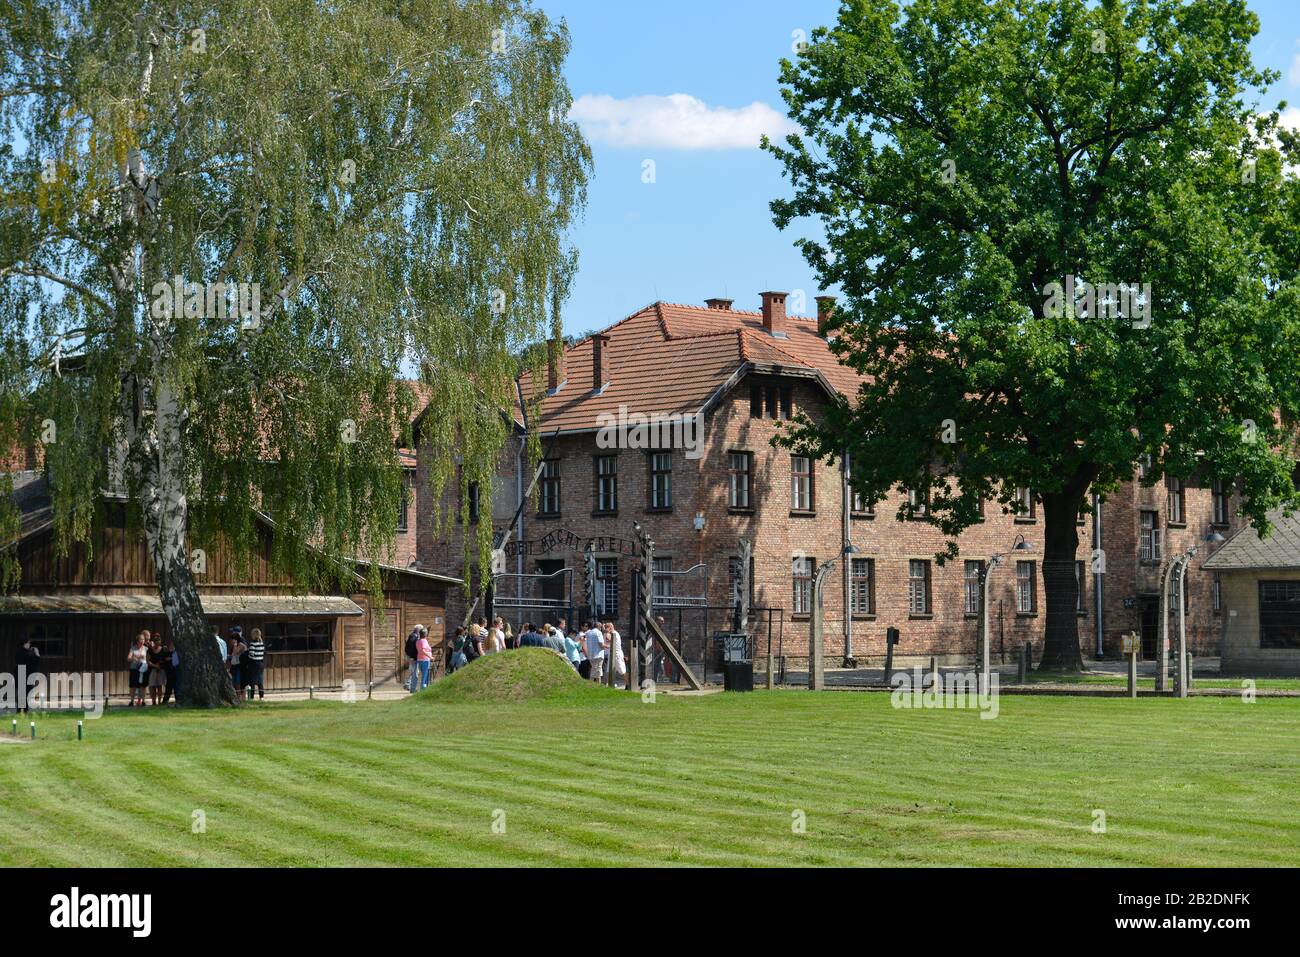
[981,534,1031,695]
[809,544,858,690]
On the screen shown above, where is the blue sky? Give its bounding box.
[540,0,1300,337]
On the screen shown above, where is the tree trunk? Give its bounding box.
[1038,491,1085,672]
[142,380,240,708]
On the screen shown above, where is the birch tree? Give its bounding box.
[0,0,590,704]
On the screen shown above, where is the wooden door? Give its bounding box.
[371,608,401,687]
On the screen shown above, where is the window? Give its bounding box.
[539,458,561,516]
[264,620,332,653]
[906,486,929,519]
[595,558,619,617]
[464,480,480,524]
[851,558,875,615]
[649,452,673,510]
[751,382,794,419]
[963,560,984,616]
[1260,581,1300,648]
[594,455,618,514]
[1212,480,1230,526]
[728,452,752,509]
[1212,575,1222,613]
[1168,573,1189,613]
[792,557,815,615]
[1015,560,1036,613]
[1138,454,1153,481]
[1013,486,1035,520]
[25,623,69,660]
[1167,476,1185,525]
[846,453,873,515]
[1139,510,1161,562]
[652,557,673,603]
[397,467,415,532]
[1076,560,1086,615]
[791,455,814,511]
[908,560,931,615]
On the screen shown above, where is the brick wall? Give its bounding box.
[416,372,1243,665]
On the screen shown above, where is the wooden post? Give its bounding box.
[930,656,939,690]
[1017,643,1027,684]
[1128,649,1138,699]
[628,639,639,693]
[1186,651,1194,691]
[766,651,774,690]
[883,631,895,686]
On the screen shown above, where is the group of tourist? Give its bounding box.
[125,631,179,706]
[436,615,634,688]
[123,625,268,704]
[216,625,266,699]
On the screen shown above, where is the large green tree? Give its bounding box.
[0,0,589,704]
[766,0,1300,670]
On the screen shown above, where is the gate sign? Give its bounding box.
[490,548,506,575]
[1121,631,1140,654]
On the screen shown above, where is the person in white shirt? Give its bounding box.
[604,621,626,688]
[583,620,605,683]
[483,617,505,654]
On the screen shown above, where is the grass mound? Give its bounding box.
[413,647,608,703]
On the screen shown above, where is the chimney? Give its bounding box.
[546,336,566,393]
[704,297,734,311]
[591,333,611,393]
[760,291,788,338]
[815,295,837,336]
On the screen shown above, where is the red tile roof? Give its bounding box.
[517,300,864,433]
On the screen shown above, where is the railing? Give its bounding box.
[492,567,573,608]
[649,563,709,607]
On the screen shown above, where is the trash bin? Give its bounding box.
[723,661,753,692]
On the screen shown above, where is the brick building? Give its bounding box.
[416,293,1242,667]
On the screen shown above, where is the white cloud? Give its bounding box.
[1290,39,1300,86]
[1279,106,1300,177]
[569,93,797,150]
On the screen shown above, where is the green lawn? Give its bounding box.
[2,651,1297,866]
